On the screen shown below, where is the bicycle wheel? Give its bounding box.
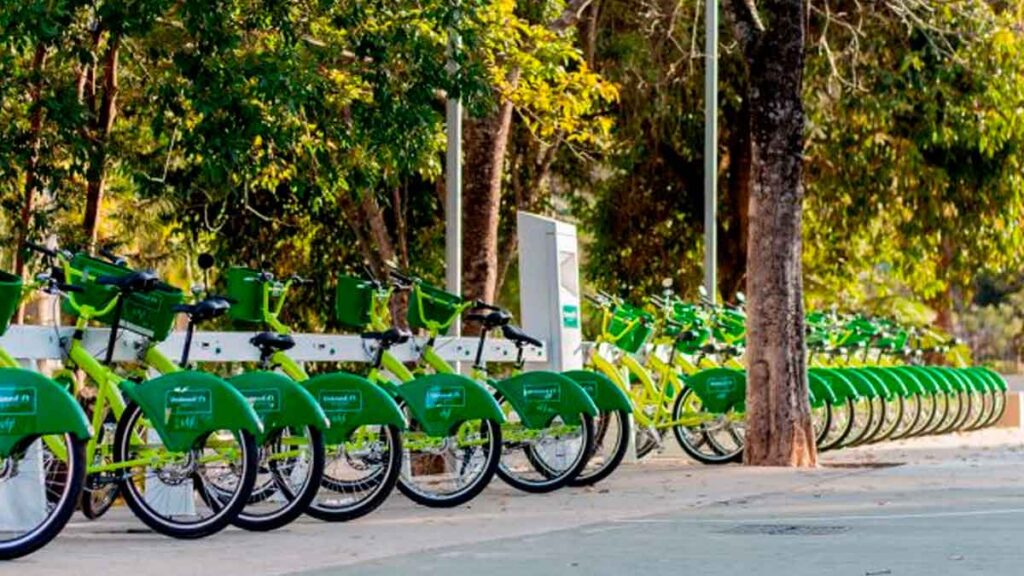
[812,403,832,447]
[114,401,258,539]
[889,394,921,440]
[569,408,630,486]
[873,395,904,443]
[397,415,501,508]
[985,389,1007,428]
[307,424,402,522]
[0,435,86,560]
[819,397,855,451]
[80,417,120,520]
[496,394,593,493]
[210,426,325,532]
[672,386,742,464]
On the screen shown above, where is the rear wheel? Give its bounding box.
[570,408,630,487]
[672,386,743,464]
[496,394,594,493]
[114,401,258,539]
[397,416,501,508]
[307,424,402,522]
[819,398,855,451]
[0,435,86,560]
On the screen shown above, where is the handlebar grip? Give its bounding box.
[466,314,488,323]
[23,241,57,258]
[289,274,312,285]
[99,247,126,266]
[472,301,502,312]
[58,283,84,294]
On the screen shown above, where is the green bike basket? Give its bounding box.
[408,281,464,335]
[607,305,653,354]
[0,270,23,337]
[225,267,265,325]
[65,253,184,342]
[335,275,374,330]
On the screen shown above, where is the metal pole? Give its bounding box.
[445,19,462,339]
[703,0,719,303]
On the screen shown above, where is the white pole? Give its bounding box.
[703,0,718,303]
[445,14,463,340]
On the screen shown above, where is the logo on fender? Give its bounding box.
[425,386,466,409]
[0,388,37,415]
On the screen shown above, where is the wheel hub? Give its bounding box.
[156,452,198,485]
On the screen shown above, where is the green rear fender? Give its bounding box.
[0,368,92,457]
[810,368,860,403]
[491,371,598,429]
[395,374,505,437]
[120,371,263,453]
[228,371,329,443]
[561,370,633,413]
[807,371,836,407]
[302,372,405,444]
[969,367,1006,392]
[864,368,910,398]
[684,368,746,414]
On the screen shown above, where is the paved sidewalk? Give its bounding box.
[10,428,1024,576]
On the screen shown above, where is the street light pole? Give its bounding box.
[445,10,462,339]
[703,0,718,303]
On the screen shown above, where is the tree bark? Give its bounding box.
[83,33,120,249]
[723,0,816,466]
[461,89,517,306]
[718,96,752,302]
[14,44,48,323]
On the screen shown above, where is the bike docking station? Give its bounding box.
[0,211,595,522]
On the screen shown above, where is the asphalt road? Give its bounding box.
[9,428,1024,576]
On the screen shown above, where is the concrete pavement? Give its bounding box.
[9,428,1024,576]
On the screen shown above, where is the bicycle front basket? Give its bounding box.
[226,267,265,325]
[335,275,375,330]
[407,282,464,335]
[0,270,23,337]
[65,253,183,342]
[607,305,653,354]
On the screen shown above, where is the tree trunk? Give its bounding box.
[83,33,120,249]
[724,0,816,466]
[718,96,752,302]
[461,89,517,306]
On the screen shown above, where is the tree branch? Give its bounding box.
[550,0,595,32]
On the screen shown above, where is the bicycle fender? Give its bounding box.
[0,368,92,457]
[490,371,598,429]
[119,371,263,453]
[863,368,909,398]
[810,368,860,403]
[562,370,633,413]
[228,371,329,443]
[394,374,505,437]
[302,372,405,444]
[683,368,746,414]
[807,371,836,407]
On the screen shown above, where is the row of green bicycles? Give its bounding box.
[0,241,632,560]
[0,241,1008,560]
[583,282,1008,465]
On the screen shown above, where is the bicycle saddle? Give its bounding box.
[173,296,232,323]
[96,270,161,293]
[361,328,411,347]
[250,332,296,353]
[501,324,542,348]
[467,309,512,329]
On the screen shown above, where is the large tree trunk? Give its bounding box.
[83,34,120,249]
[461,93,517,306]
[724,0,816,466]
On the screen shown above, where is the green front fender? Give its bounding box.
[836,369,880,399]
[900,366,947,394]
[684,368,746,414]
[302,372,406,444]
[120,371,263,453]
[863,368,910,398]
[975,367,1008,391]
[395,374,505,437]
[562,370,633,413]
[490,371,598,429]
[0,368,92,457]
[228,371,329,443]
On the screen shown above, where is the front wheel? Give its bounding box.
[0,435,86,560]
[114,401,258,539]
[397,417,501,508]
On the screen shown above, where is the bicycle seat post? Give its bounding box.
[103,295,126,366]
[180,316,196,367]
